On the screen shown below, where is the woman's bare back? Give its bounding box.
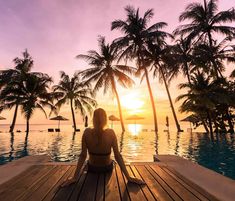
[84,128,115,166]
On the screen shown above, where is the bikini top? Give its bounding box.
[89,151,111,156]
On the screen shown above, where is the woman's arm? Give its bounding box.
[73,131,87,179]
[112,131,145,185]
[61,130,88,187]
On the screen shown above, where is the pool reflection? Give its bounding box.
[127,124,142,136]
[0,128,235,180]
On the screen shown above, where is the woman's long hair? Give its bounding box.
[93,108,107,144]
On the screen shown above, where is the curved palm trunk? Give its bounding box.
[184,62,192,86]
[26,118,29,133]
[112,79,125,132]
[9,104,19,132]
[144,68,158,132]
[208,31,221,79]
[70,99,77,132]
[159,66,182,132]
[9,132,14,160]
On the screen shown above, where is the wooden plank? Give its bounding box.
[161,167,209,201]
[18,165,70,201]
[144,165,181,201]
[150,165,201,201]
[67,170,88,201]
[95,173,105,201]
[104,168,121,201]
[136,165,174,201]
[163,166,220,201]
[0,165,55,201]
[0,165,41,190]
[77,172,99,201]
[42,165,76,201]
[124,165,147,201]
[52,168,87,201]
[115,165,130,201]
[130,165,155,201]
[16,165,61,201]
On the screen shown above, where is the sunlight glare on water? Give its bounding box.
[127,124,142,136]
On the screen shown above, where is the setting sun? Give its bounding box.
[120,92,144,113]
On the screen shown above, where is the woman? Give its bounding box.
[61,108,145,187]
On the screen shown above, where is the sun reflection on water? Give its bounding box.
[128,124,142,136]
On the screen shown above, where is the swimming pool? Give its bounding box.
[0,124,235,180]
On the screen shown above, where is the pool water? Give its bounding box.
[0,124,235,180]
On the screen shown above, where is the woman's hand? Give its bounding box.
[60,177,77,187]
[128,177,146,185]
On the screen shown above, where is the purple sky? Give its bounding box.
[0,0,234,125]
[0,0,234,79]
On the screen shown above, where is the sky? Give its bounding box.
[0,0,234,127]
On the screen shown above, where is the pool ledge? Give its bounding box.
[0,155,50,185]
[152,155,235,201]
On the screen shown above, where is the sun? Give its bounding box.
[120,92,144,113]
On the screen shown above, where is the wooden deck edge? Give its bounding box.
[155,154,235,201]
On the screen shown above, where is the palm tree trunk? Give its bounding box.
[198,113,209,133]
[207,110,213,137]
[208,31,221,79]
[26,118,29,133]
[202,120,209,133]
[70,99,77,132]
[9,104,19,132]
[159,66,182,132]
[144,68,158,132]
[112,79,125,132]
[226,109,234,134]
[184,62,192,86]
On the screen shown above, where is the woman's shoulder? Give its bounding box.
[83,127,93,135]
[104,128,115,135]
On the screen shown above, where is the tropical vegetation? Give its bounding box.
[53,71,97,132]
[0,0,234,135]
[0,51,55,132]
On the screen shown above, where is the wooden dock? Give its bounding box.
[0,163,219,201]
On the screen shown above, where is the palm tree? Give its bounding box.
[177,72,234,135]
[174,0,235,80]
[144,41,183,132]
[53,71,97,132]
[20,74,55,132]
[111,6,171,132]
[174,0,235,47]
[77,36,135,132]
[169,37,193,86]
[0,50,34,132]
[191,38,235,78]
[0,73,54,132]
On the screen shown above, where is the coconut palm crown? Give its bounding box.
[53,71,97,132]
[174,0,235,46]
[0,73,54,132]
[77,36,136,132]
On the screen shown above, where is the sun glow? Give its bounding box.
[120,92,144,113]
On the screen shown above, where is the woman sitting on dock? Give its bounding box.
[61,108,145,187]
